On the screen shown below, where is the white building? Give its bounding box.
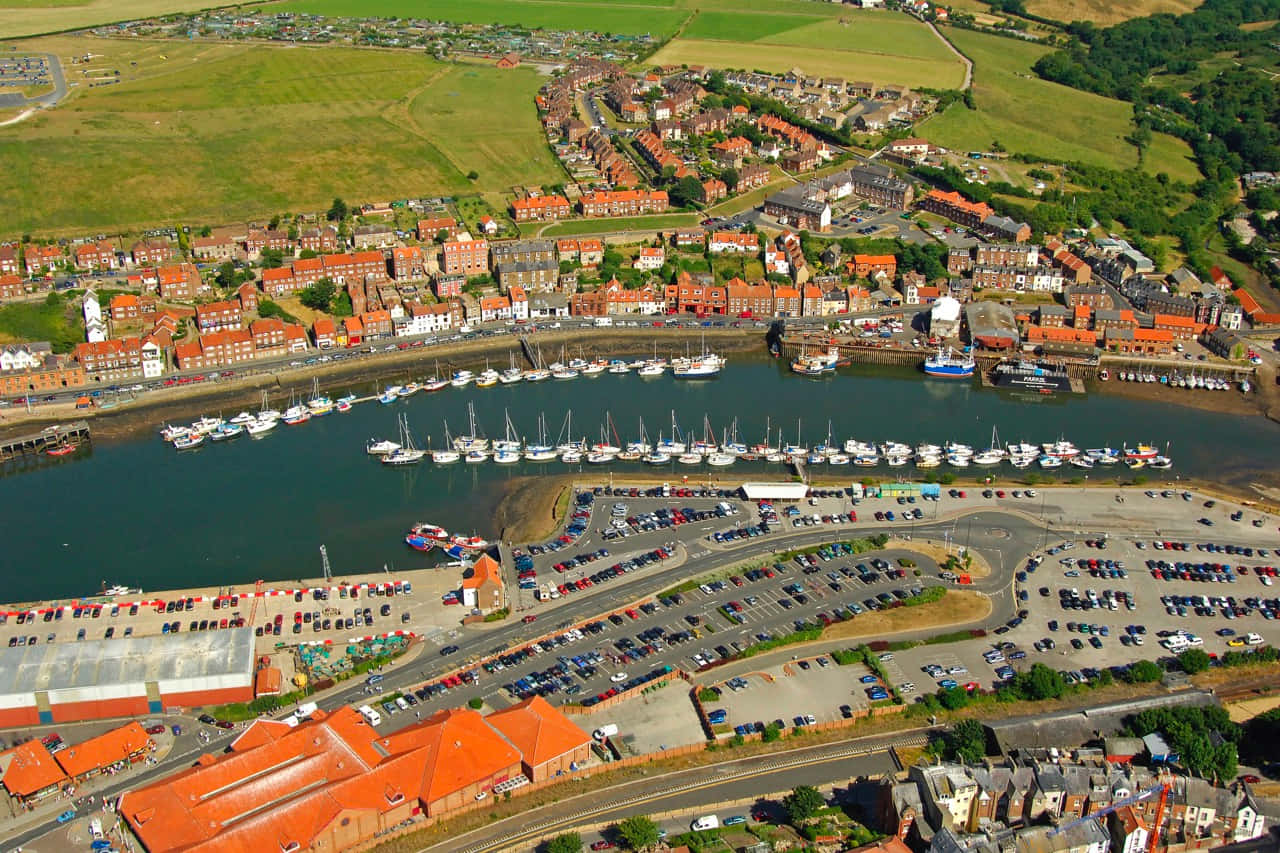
[141,339,164,379]
[396,303,457,336]
[0,343,47,372]
[633,247,665,271]
[930,296,962,337]
[83,290,107,343]
[764,249,790,276]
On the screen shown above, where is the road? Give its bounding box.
[439,730,920,853]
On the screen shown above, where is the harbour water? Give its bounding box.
[4,354,1278,601]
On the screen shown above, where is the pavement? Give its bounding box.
[4,484,1277,850]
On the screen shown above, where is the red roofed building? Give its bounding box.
[131,239,175,267]
[758,114,816,150]
[919,190,994,229]
[664,274,726,315]
[850,254,897,280]
[157,264,207,301]
[76,240,118,271]
[0,740,68,802]
[260,266,297,297]
[511,195,571,222]
[578,190,669,218]
[1026,325,1098,346]
[391,247,426,281]
[195,299,243,333]
[774,285,801,316]
[361,309,393,340]
[0,274,23,301]
[0,243,18,276]
[480,295,512,323]
[485,696,592,782]
[24,244,63,276]
[725,279,774,317]
[802,285,824,317]
[343,315,364,345]
[249,318,287,354]
[110,293,142,321]
[297,226,338,254]
[1234,287,1262,319]
[463,554,504,611]
[236,281,259,312]
[55,722,151,782]
[313,317,337,349]
[418,217,459,242]
[1152,312,1201,340]
[709,232,759,254]
[442,240,490,276]
[120,703,586,853]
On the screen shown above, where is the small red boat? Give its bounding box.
[46,444,77,457]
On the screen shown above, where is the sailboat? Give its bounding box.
[722,418,748,456]
[655,410,687,455]
[588,413,621,462]
[500,353,524,385]
[493,410,523,463]
[383,414,426,465]
[555,410,585,456]
[672,333,725,378]
[256,391,281,422]
[782,418,808,457]
[691,415,718,456]
[425,361,449,392]
[431,422,461,464]
[452,402,489,451]
[397,382,421,398]
[525,414,557,462]
[306,377,334,415]
[625,416,652,457]
[282,390,311,425]
[476,360,500,388]
[638,342,665,377]
[751,417,779,455]
[971,427,1006,466]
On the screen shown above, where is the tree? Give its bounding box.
[467,170,480,180]
[435,229,450,244]
[326,197,348,222]
[215,262,238,290]
[669,175,706,208]
[942,718,987,763]
[720,166,739,192]
[545,832,582,853]
[259,248,285,270]
[299,249,318,260]
[1178,648,1211,674]
[298,278,336,311]
[762,721,781,742]
[199,225,212,237]
[1016,663,1066,701]
[616,815,660,851]
[783,785,825,824]
[268,214,281,231]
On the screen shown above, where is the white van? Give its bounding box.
[594,317,613,327]
[358,704,383,727]
[691,815,720,831]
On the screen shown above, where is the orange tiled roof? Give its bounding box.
[853,254,895,266]
[1233,288,1261,316]
[463,554,503,591]
[0,740,67,797]
[1135,328,1174,343]
[313,318,336,335]
[486,695,591,768]
[254,667,283,697]
[1153,312,1196,328]
[55,723,150,779]
[512,196,570,212]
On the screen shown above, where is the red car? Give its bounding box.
[522,615,537,624]
[145,724,166,735]
[590,842,615,851]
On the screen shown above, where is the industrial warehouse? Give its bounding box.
[119,696,593,853]
[0,629,254,725]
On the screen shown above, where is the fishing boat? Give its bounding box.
[450,370,474,388]
[1123,443,1160,460]
[476,369,500,388]
[397,383,421,398]
[46,442,77,457]
[382,414,426,465]
[1148,456,1173,469]
[160,424,191,442]
[190,416,223,435]
[378,386,400,404]
[404,531,434,551]
[1069,455,1095,469]
[1041,439,1080,458]
[282,404,311,425]
[366,437,402,456]
[1037,455,1063,469]
[246,418,277,436]
[173,432,206,450]
[450,535,489,551]
[790,345,840,376]
[335,398,353,413]
[1085,448,1121,464]
[923,346,976,378]
[210,422,244,442]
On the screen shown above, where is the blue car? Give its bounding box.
[859,675,878,684]
[939,678,958,689]
[57,809,76,823]
[724,815,747,825]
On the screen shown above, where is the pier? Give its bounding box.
[0,421,90,461]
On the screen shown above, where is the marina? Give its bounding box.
[1,355,1277,602]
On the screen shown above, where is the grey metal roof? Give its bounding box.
[0,628,253,694]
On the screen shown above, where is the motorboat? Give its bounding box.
[706,453,735,467]
[209,423,243,441]
[1037,455,1063,469]
[229,411,256,425]
[173,433,206,450]
[190,416,223,434]
[946,454,970,468]
[500,368,523,385]
[608,360,630,374]
[432,448,461,464]
[790,346,839,376]
[335,398,353,413]
[672,352,724,378]
[886,455,910,467]
[476,370,500,388]
[586,451,616,464]
[916,455,942,469]
[827,454,850,465]
[367,438,402,456]
[560,449,583,464]
[677,452,703,465]
[523,368,551,382]
[1069,455,1095,469]
[397,383,421,397]
[1041,440,1079,458]
[643,451,671,465]
[638,362,665,377]
[1148,456,1173,469]
[915,443,942,458]
[493,449,521,464]
[582,360,608,376]
[450,370,474,388]
[378,387,400,404]
[450,535,489,551]
[464,449,490,463]
[246,418,277,436]
[852,454,879,467]
[845,439,877,456]
[282,405,311,426]
[161,424,192,442]
[525,447,558,462]
[972,450,1005,466]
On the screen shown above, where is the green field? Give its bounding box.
[268,0,688,37]
[0,39,562,236]
[649,36,965,89]
[680,10,826,41]
[540,213,701,237]
[0,294,83,353]
[922,28,1200,180]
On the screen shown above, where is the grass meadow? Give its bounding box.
[922,28,1200,181]
[0,38,562,235]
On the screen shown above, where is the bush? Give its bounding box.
[903,586,946,607]
[1178,648,1211,674]
[468,697,484,710]
[697,688,721,703]
[761,722,781,742]
[1126,660,1164,683]
[483,607,510,622]
[831,648,864,666]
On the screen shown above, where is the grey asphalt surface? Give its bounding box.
[0,53,66,110]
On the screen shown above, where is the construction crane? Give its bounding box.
[1048,781,1170,853]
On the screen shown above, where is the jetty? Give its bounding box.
[0,421,90,461]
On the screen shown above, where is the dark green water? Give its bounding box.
[4,355,1277,601]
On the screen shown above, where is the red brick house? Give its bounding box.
[664,274,726,315]
[578,190,669,218]
[297,226,338,254]
[157,264,207,301]
[109,293,142,322]
[392,247,426,281]
[313,317,337,349]
[361,309,393,339]
[236,281,259,312]
[441,240,489,276]
[195,299,243,333]
[76,240,118,271]
[417,217,459,242]
[850,254,897,280]
[24,244,62,276]
[260,267,297,297]
[131,239,175,267]
[511,196,571,222]
[0,244,18,276]
[725,279,774,317]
